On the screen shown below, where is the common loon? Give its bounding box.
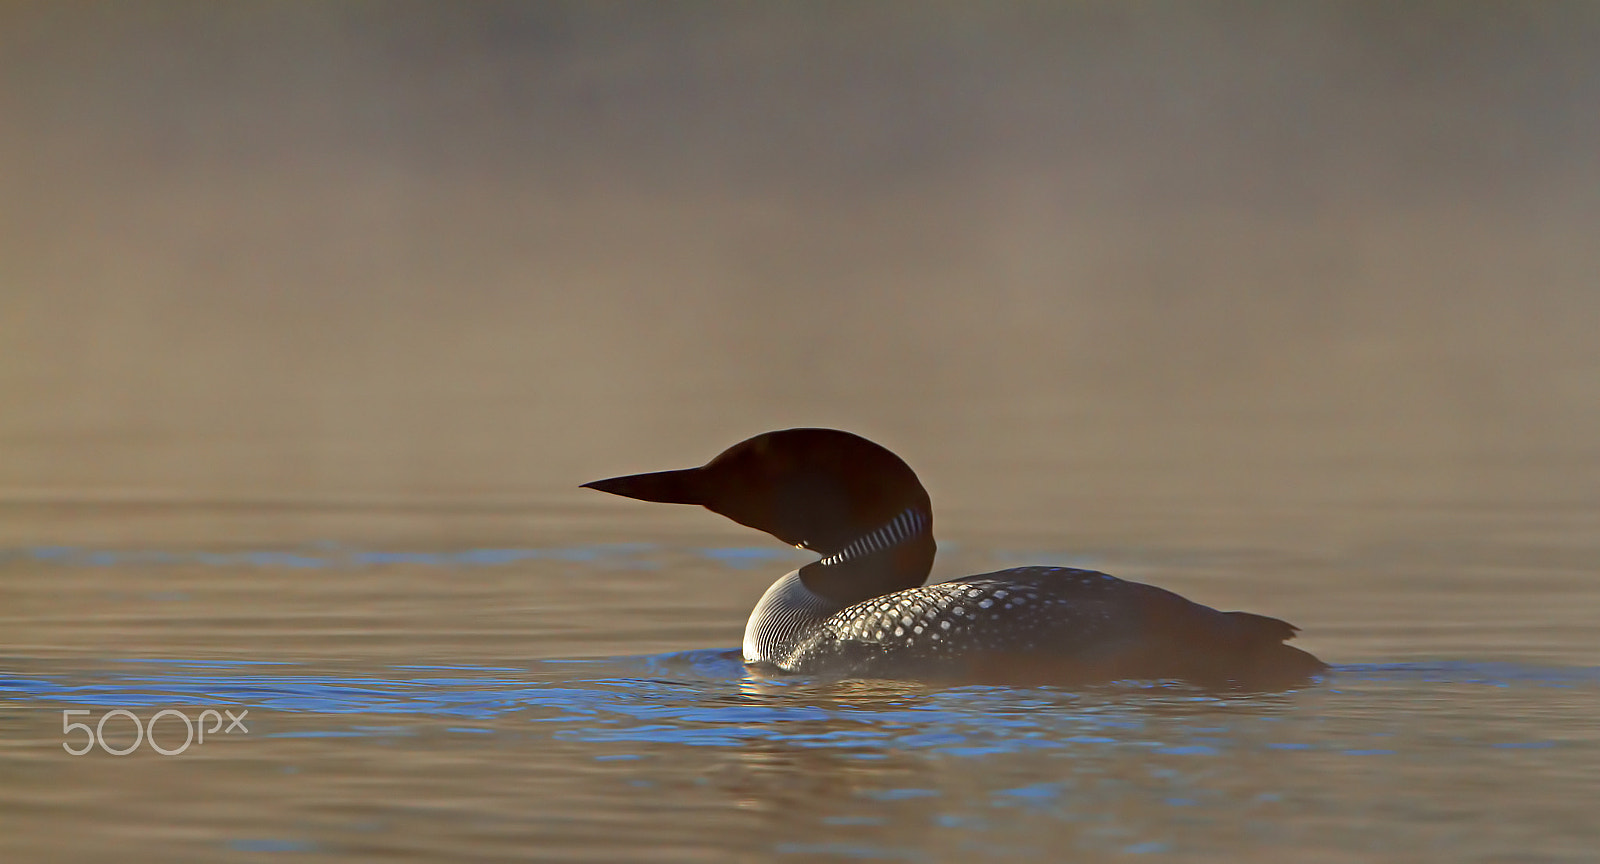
[583,428,1327,690]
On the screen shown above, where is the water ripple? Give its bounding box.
[3,655,1593,757]
[1,543,804,570]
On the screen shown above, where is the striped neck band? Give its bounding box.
[819,507,929,566]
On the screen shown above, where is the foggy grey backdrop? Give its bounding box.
[4,3,1598,544]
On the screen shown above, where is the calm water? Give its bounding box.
[4,493,1599,862]
[6,5,1600,862]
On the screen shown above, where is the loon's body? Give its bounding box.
[584,428,1326,690]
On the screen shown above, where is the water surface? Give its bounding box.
[5,5,1600,862]
[4,504,1598,862]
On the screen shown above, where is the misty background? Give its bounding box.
[3,2,1598,546]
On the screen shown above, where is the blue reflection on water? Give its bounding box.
[2,656,1592,755]
[227,837,319,853]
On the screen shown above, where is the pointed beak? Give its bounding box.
[581,468,705,505]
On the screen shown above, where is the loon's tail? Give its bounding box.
[1225,610,1302,644]
[1218,610,1329,690]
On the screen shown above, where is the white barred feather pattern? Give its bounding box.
[819,507,928,566]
